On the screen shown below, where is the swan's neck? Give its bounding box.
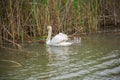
[46,28,52,44]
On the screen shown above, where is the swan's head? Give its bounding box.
[47,26,52,31]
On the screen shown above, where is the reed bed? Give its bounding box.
[0,0,120,49]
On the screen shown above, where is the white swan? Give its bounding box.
[46,26,72,46]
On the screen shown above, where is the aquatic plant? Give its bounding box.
[0,0,120,49]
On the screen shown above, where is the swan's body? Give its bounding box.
[46,26,72,46]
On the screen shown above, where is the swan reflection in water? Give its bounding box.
[46,46,72,62]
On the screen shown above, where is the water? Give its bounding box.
[0,33,120,80]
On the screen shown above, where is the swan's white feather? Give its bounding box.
[50,33,68,45]
[46,26,72,46]
[52,42,72,46]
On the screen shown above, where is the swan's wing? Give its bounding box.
[50,33,68,44]
[58,33,67,37]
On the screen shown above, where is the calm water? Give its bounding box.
[0,33,120,80]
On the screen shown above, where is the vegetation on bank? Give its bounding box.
[0,0,120,49]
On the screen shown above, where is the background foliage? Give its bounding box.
[0,0,120,48]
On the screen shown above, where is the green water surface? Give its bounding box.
[0,33,120,80]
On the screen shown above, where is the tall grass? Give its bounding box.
[0,0,120,49]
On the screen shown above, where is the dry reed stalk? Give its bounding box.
[0,0,120,49]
